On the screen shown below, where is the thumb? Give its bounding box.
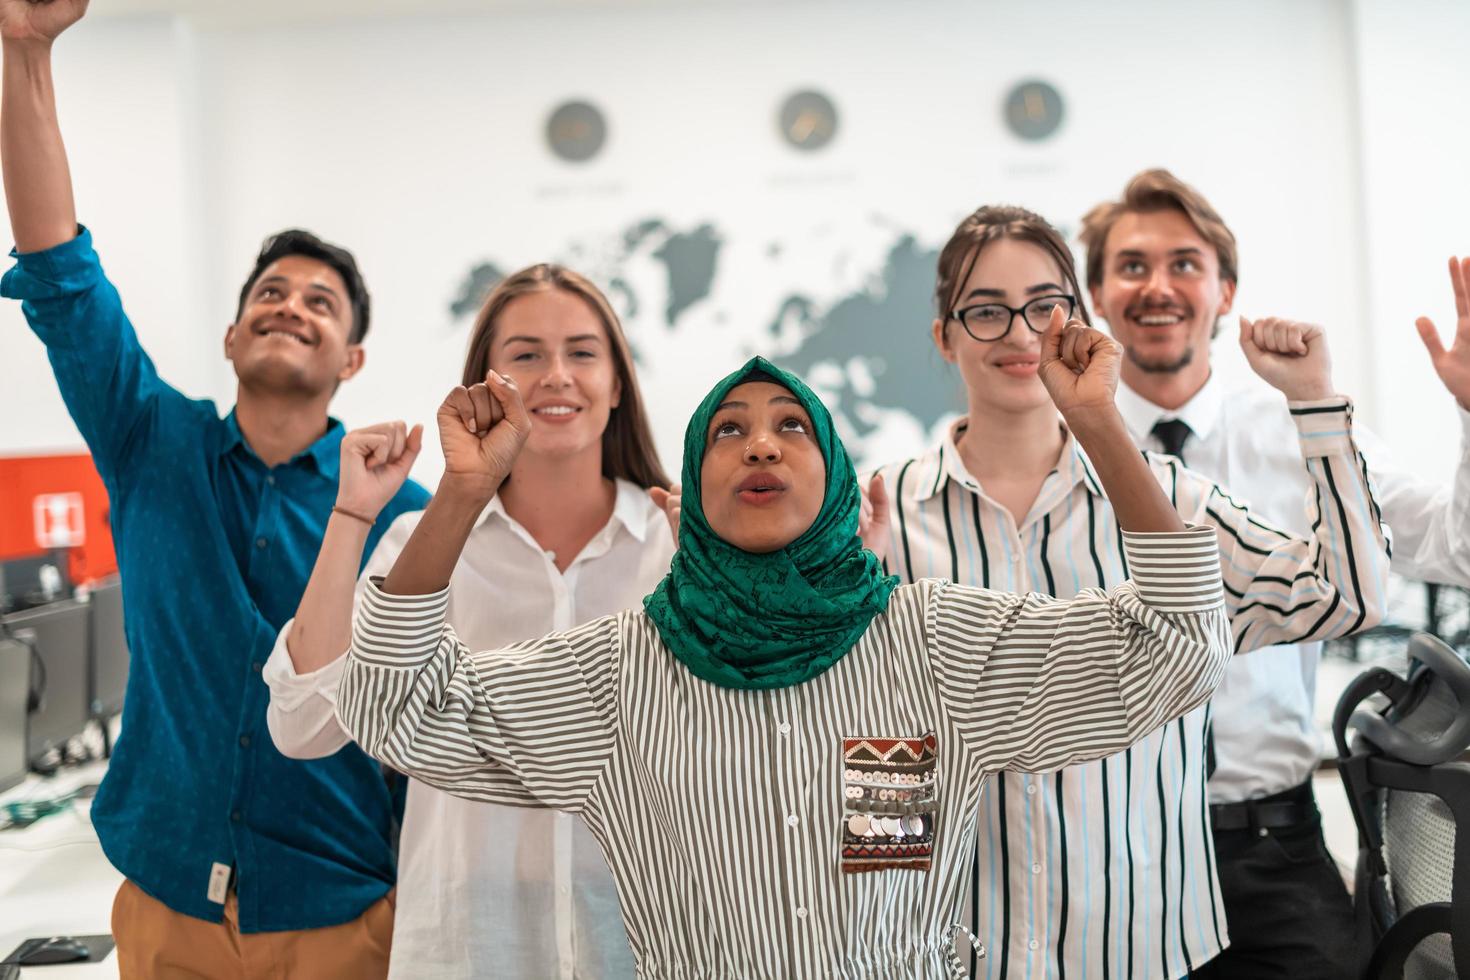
[1237,316,1262,362]
[393,424,425,472]
[1417,317,1447,362]
[867,472,889,516]
[1040,304,1066,364]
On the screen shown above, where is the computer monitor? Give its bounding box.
[0,552,71,613]
[4,600,91,766]
[0,636,29,792]
[88,579,129,720]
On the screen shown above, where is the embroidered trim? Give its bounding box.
[839,733,937,874]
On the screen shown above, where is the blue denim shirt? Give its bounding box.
[2,228,431,931]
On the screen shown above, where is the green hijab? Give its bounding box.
[643,356,898,690]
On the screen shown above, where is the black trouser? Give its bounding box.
[1191,780,1358,980]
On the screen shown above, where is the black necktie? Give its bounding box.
[1151,418,1193,464]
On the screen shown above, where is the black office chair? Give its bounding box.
[1335,632,1470,979]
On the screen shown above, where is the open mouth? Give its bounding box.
[255,326,314,346]
[1130,311,1188,328]
[737,472,787,505]
[531,404,583,420]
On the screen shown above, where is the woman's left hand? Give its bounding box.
[1037,305,1124,421]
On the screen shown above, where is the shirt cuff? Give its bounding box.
[262,619,346,709]
[352,576,451,669]
[1286,396,1355,458]
[0,225,101,301]
[1120,525,1223,613]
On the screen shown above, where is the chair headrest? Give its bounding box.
[1352,633,1470,766]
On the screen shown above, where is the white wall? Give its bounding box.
[1352,0,1470,486]
[0,17,209,455]
[0,0,1462,490]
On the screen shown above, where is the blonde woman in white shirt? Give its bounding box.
[263,264,675,980]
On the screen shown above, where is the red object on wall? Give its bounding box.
[0,453,117,584]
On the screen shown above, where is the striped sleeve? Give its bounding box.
[337,578,621,811]
[927,525,1230,773]
[1173,397,1390,654]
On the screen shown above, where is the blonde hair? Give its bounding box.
[1079,168,1239,289]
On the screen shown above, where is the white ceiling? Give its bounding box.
[90,0,749,26]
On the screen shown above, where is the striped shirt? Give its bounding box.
[338,527,1230,980]
[871,397,1389,980]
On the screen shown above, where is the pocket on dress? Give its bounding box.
[840,732,937,874]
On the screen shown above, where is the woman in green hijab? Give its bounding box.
[330,311,1232,979]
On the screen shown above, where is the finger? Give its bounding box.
[1417,317,1448,361]
[1452,256,1469,322]
[357,433,390,467]
[483,370,507,427]
[1237,316,1256,353]
[445,386,478,433]
[405,423,424,455]
[386,421,407,463]
[1061,323,1088,371]
[867,472,889,513]
[466,382,495,433]
[1040,305,1066,364]
[487,370,532,432]
[393,424,425,472]
[648,487,670,510]
[1252,316,1272,353]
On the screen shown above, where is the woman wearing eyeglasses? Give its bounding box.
[867,205,1390,980]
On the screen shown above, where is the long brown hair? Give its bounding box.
[460,264,670,490]
[934,205,1091,327]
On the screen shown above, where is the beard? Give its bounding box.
[1126,343,1196,374]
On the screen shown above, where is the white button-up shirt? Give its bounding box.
[1116,374,1470,804]
[264,479,675,980]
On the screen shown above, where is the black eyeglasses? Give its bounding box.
[949,294,1076,342]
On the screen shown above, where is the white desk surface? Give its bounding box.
[0,759,120,979]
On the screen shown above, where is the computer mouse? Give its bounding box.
[18,936,90,965]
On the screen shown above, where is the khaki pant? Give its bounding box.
[111,879,394,980]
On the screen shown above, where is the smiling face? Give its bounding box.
[1090,208,1236,380]
[699,381,826,554]
[933,237,1071,418]
[485,287,621,465]
[225,255,363,396]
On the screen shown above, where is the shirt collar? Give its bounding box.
[219,409,345,476]
[473,477,652,543]
[1115,372,1224,444]
[911,417,1103,503]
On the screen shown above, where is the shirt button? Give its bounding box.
[1031,863,1042,875]
[1025,784,1037,796]
[239,735,251,748]
[559,885,570,896]
[1010,554,1023,565]
[265,475,276,487]
[255,537,268,549]
[794,907,808,920]
[1028,939,1039,951]
[786,814,800,828]
[231,810,242,822]
[252,662,263,673]
[778,722,791,736]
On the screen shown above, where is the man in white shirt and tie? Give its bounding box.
[1079,168,1470,977]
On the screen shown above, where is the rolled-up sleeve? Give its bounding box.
[337,579,621,810]
[929,524,1230,773]
[263,622,352,760]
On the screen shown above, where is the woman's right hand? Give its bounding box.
[336,421,423,521]
[436,370,532,502]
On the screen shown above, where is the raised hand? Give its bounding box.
[0,0,89,44]
[336,421,423,520]
[649,483,682,541]
[1037,305,1124,420]
[436,370,532,502]
[858,472,891,561]
[1239,316,1334,401]
[1416,256,1470,411]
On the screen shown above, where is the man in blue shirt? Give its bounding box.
[1,1,430,976]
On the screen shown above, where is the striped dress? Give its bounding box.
[338,527,1231,979]
[871,397,1388,979]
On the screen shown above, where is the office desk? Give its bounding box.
[0,760,120,978]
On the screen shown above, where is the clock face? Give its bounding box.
[1003,80,1065,142]
[778,90,839,152]
[546,100,608,163]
